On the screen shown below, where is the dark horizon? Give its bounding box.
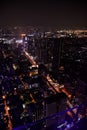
[0,0,87,29]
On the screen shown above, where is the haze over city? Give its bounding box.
[0,0,87,29]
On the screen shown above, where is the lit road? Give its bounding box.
[3,95,12,130]
[23,50,37,66]
[46,74,71,98]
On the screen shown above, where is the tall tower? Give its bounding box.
[52,38,62,78]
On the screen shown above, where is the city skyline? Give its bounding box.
[0,0,87,29]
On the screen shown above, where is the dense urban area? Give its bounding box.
[0,27,87,130]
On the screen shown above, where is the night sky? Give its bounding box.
[0,0,87,29]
